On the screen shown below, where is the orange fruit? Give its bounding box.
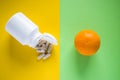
[74,30,100,56]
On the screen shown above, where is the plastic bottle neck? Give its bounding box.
[27,30,42,48]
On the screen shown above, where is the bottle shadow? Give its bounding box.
[73,47,91,75]
[8,37,37,66]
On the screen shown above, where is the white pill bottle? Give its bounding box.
[5,12,57,48]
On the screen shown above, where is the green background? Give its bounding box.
[60,0,120,80]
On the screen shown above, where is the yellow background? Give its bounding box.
[0,0,59,80]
